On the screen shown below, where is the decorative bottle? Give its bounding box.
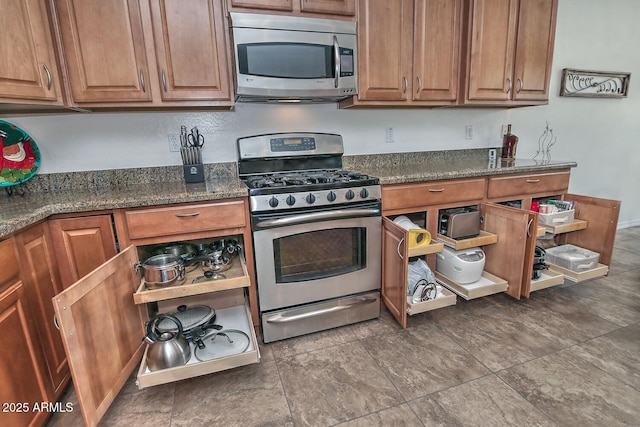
[501,124,518,160]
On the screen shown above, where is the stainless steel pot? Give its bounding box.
[136,254,185,289]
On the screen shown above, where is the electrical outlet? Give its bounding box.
[465,125,473,140]
[168,134,181,152]
[385,127,395,143]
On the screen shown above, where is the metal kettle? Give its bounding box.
[143,314,191,371]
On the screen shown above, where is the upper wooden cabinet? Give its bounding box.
[53,0,152,103]
[52,0,233,107]
[0,0,64,107]
[460,0,558,105]
[228,0,356,16]
[342,0,463,107]
[149,0,231,101]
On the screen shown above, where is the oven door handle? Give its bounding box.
[255,208,381,228]
[266,297,377,324]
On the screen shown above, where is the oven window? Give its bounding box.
[237,43,333,79]
[273,228,366,283]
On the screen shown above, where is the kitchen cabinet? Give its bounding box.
[460,0,558,105]
[148,0,231,102]
[486,170,620,296]
[227,0,356,16]
[54,198,259,427]
[0,0,64,109]
[53,0,153,103]
[14,223,70,400]
[0,238,51,427]
[382,217,455,329]
[341,0,463,107]
[49,213,118,289]
[52,0,233,107]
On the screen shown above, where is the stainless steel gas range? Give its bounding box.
[237,132,382,343]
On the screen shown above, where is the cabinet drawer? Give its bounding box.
[383,178,486,211]
[487,171,570,199]
[125,200,247,240]
[0,239,19,290]
[136,290,259,389]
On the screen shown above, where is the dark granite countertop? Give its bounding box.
[0,151,577,239]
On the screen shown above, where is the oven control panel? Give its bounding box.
[249,185,382,212]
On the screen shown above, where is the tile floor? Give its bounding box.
[47,227,640,427]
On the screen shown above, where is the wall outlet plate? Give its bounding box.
[168,134,181,152]
[465,125,473,139]
[385,127,395,143]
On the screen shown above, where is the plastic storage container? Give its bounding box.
[545,244,600,272]
[538,209,575,225]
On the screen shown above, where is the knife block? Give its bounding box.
[183,164,204,183]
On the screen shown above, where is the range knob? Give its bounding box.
[305,193,316,204]
[268,197,279,208]
[327,191,337,202]
[345,189,355,200]
[360,188,369,198]
[286,195,296,206]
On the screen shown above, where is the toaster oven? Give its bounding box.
[439,207,480,240]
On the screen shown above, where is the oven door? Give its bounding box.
[252,202,381,311]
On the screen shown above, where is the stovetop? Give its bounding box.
[237,132,381,212]
[244,169,377,190]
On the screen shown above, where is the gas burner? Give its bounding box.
[244,170,372,189]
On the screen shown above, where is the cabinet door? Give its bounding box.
[512,0,557,101]
[0,282,51,427]
[561,194,621,267]
[382,218,408,328]
[53,246,146,427]
[229,0,293,11]
[300,0,356,15]
[481,203,531,299]
[357,0,413,101]
[465,0,518,101]
[0,0,63,104]
[413,0,462,102]
[14,223,70,399]
[54,0,152,103]
[149,0,231,101]
[49,215,118,289]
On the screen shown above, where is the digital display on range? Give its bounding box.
[270,137,316,151]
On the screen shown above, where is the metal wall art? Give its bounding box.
[560,69,630,98]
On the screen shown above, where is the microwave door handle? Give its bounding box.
[333,35,340,88]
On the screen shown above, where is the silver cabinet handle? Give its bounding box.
[266,297,377,323]
[43,64,52,90]
[139,69,146,93]
[526,179,540,183]
[517,78,523,93]
[333,35,340,89]
[175,212,200,217]
[526,218,533,238]
[161,69,167,92]
[506,78,512,94]
[403,77,408,94]
[53,314,60,330]
[396,237,405,260]
[416,76,422,94]
[428,188,445,192]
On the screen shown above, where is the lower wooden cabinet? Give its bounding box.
[53,199,259,427]
[14,223,70,400]
[0,238,51,427]
[49,214,118,289]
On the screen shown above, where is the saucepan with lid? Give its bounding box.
[135,254,186,289]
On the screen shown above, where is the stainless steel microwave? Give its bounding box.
[229,13,358,103]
